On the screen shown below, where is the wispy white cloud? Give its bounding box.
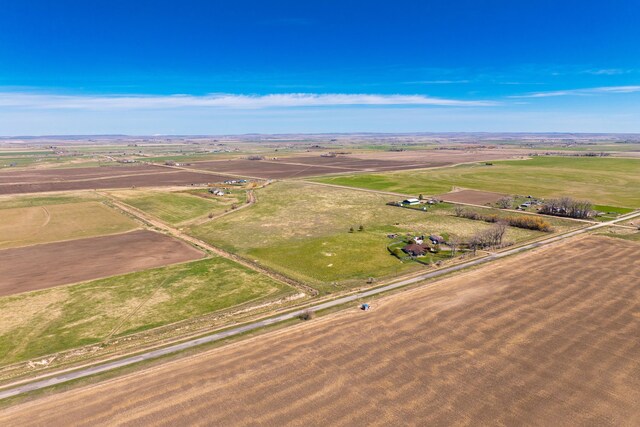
[510,85,640,98]
[582,68,632,75]
[402,80,471,85]
[0,92,497,109]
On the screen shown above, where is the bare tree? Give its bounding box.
[448,234,461,257]
[468,234,483,255]
[468,222,507,252]
[487,222,507,247]
[497,196,513,209]
[540,197,593,219]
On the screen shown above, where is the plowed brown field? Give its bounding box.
[184,149,526,179]
[0,165,170,184]
[0,230,204,295]
[0,165,231,195]
[439,189,507,205]
[2,236,639,425]
[185,159,363,178]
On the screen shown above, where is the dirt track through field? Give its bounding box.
[2,235,638,425]
[0,230,204,296]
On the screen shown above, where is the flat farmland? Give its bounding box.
[186,159,362,178]
[0,170,231,195]
[0,202,138,249]
[189,182,557,292]
[348,147,527,163]
[0,257,295,366]
[184,149,526,179]
[3,236,638,425]
[0,165,171,184]
[438,189,507,205]
[315,156,640,208]
[0,230,204,296]
[266,155,449,170]
[108,189,244,225]
[0,192,101,209]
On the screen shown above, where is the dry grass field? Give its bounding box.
[0,230,204,296]
[346,148,527,163]
[0,202,138,249]
[2,235,638,425]
[108,189,244,226]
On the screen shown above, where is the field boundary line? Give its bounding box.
[99,192,318,297]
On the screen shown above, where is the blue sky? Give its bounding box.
[1,0,639,135]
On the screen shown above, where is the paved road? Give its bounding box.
[0,210,637,401]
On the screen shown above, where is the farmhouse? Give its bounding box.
[402,243,429,257]
[402,198,420,205]
[208,188,225,196]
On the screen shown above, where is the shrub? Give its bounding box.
[392,248,405,258]
[506,215,553,232]
[497,196,513,209]
[455,208,552,232]
[299,309,314,321]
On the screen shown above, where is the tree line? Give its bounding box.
[539,197,593,219]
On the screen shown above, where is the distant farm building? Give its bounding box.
[402,243,429,257]
[402,198,420,206]
[208,188,225,196]
[429,234,445,245]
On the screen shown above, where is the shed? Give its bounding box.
[403,198,420,205]
[429,234,445,244]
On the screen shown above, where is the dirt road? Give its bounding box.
[102,193,317,297]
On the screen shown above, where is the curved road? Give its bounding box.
[0,210,637,401]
